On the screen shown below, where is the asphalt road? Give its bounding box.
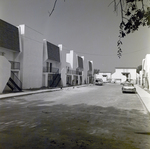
[0,83,150,149]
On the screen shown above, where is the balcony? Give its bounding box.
[43,67,59,73]
[67,69,78,75]
[66,69,83,75]
[9,61,20,70]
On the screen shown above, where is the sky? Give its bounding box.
[0,0,150,72]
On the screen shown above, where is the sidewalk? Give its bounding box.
[135,85,150,113]
[0,88,61,99]
[0,85,88,99]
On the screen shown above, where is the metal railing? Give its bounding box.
[43,67,59,73]
[49,69,61,87]
[9,61,20,70]
[66,69,80,75]
[11,71,22,90]
[66,69,83,75]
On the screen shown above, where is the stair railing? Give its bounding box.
[50,69,60,87]
[11,71,22,90]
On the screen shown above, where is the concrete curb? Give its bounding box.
[135,85,150,114]
[0,88,61,99]
[0,84,89,99]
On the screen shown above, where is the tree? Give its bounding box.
[48,0,65,17]
[111,0,150,58]
[49,0,150,58]
[136,65,142,73]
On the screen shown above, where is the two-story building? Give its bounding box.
[66,50,84,86]
[111,67,137,84]
[95,72,112,82]
[82,56,94,84]
[0,19,22,93]
[42,40,62,88]
[0,19,96,93]
[19,24,44,89]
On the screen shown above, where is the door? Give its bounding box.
[48,74,53,87]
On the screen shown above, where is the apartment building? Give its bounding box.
[112,67,137,84]
[66,50,84,86]
[42,40,62,88]
[0,19,95,93]
[95,72,112,82]
[82,56,94,84]
[0,19,22,93]
[19,24,44,89]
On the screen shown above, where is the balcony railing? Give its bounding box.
[11,71,22,90]
[43,67,59,73]
[67,69,78,75]
[67,69,83,75]
[9,61,20,70]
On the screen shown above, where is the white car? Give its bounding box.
[122,83,136,93]
[95,79,103,86]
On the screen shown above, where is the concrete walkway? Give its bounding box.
[0,85,88,99]
[0,88,61,99]
[135,85,150,113]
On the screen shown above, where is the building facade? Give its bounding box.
[66,50,84,86]
[19,24,44,89]
[0,19,22,93]
[42,40,62,88]
[95,72,112,83]
[111,67,137,84]
[0,19,96,93]
[140,54,150,90]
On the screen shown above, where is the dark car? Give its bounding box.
[95,79,103,86]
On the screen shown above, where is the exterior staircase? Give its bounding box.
[49,70,61,87]
[7,71,22,91]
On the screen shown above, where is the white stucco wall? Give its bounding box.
[83,57,88,83]
[66,50,73,69]
[112,68,136,83]
[66,50,78,70]
[20,25,43,89]
[66,50,87,85]
[83,59,94,84]
[142,54,150,90]
[58,44,68,86]
[144,54,150,74]
[96,72,112,82]
[0,47,20,63]
[43,39,48,62]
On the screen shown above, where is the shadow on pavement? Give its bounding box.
[0,104,150,149]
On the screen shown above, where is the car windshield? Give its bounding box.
[124,83,133,86]
[95,79,102,82]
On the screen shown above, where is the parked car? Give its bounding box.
[95,79,103,86]
[122,83,136,93]
[121,81,130,85]
[121,79,134,85]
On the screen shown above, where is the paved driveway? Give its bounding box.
[0,84,150,149]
